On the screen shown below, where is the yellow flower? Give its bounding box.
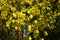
[36,30,39,34]
[38,3,43,6]
[6,22,10,27]
[34,20,37,24]
[6,22,10,24]
[47,7,51,10]
[6,24,9,27]
[15,26,18,30]
[27,25,32,32]
[12,20,15,23]
[50,21,53,23]
[27,10,31,14]
[40,38,44,40]
[58,12,60,16]
[28,17,30,21]
[13,13,16,17]
[40,14,44,17]
[28,1,32,5]
[43,31,48,36]
[29,36,32,40]
[29,14,33,19]
[9,1,12,3]
[11,7,16,12]
[20,22,25,25]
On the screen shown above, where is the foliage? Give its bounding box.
[0,0,60,40]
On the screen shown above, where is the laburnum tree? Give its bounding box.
[0,0,26,40]
[0,0,60,40]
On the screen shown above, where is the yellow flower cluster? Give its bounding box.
[0,0,60,40]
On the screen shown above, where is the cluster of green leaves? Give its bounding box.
[0,0,60,40]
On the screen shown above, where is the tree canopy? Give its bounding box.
[0,0,60,40]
